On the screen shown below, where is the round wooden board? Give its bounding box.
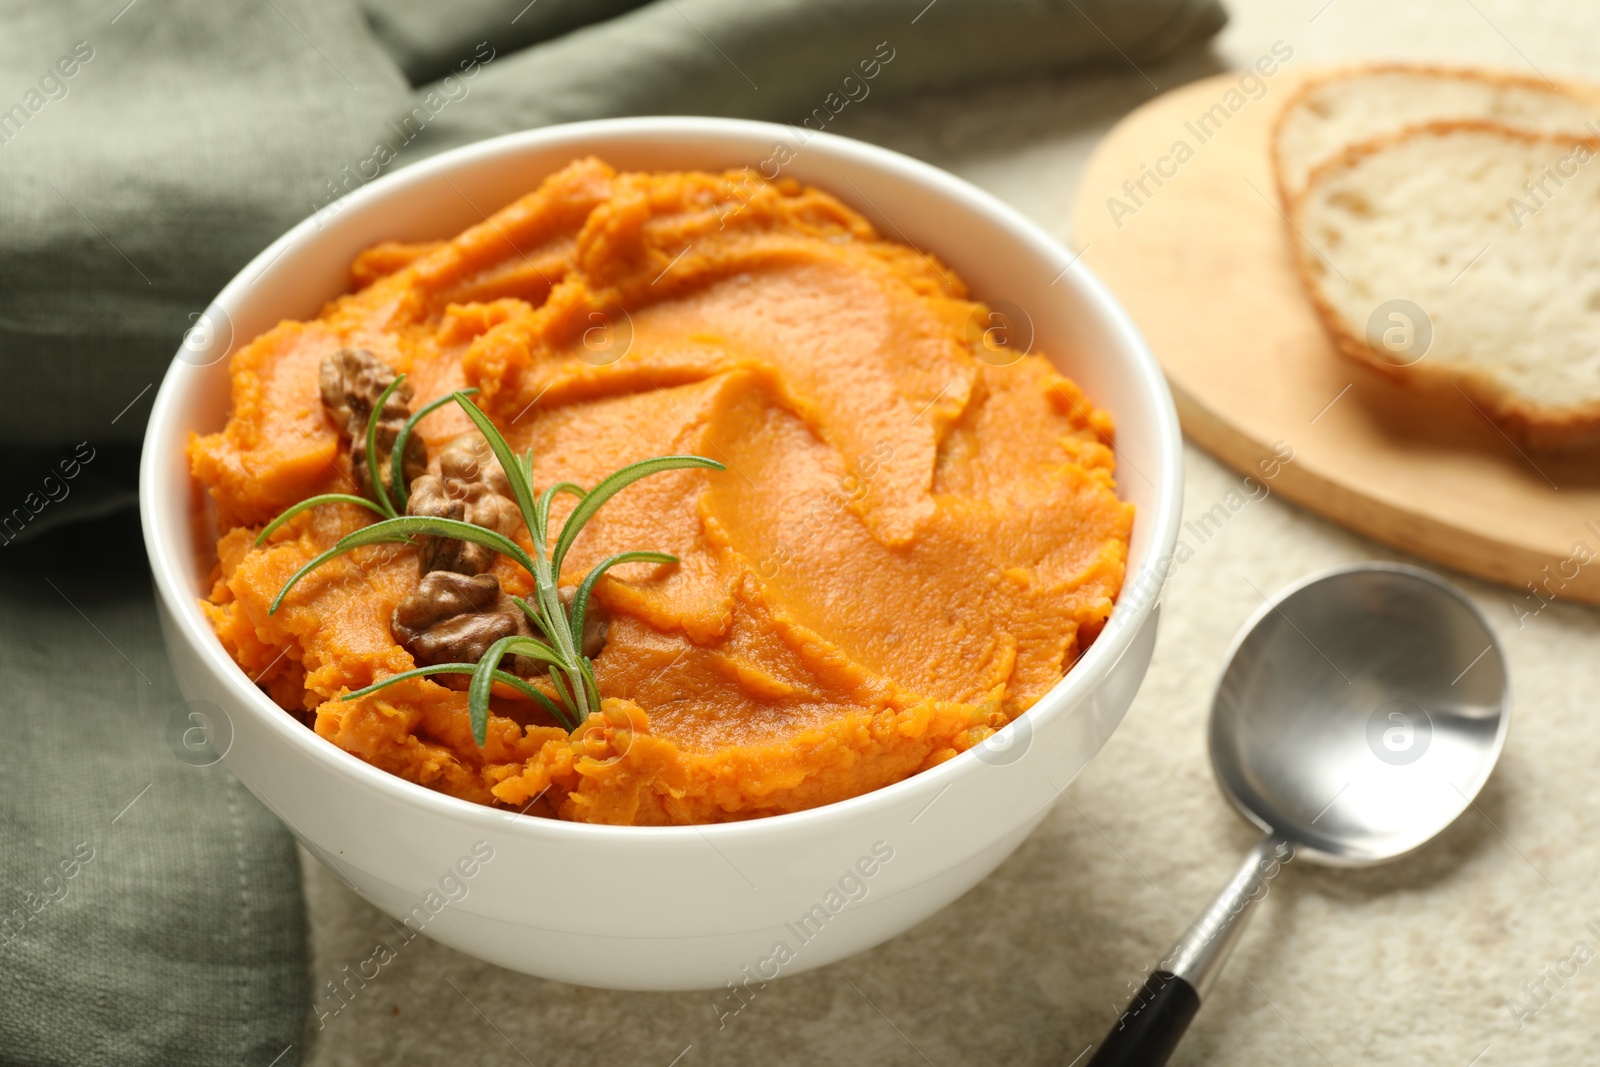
[1073,66,1600,608]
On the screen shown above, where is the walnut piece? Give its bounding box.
[391,571,535,670]
[406,432,522,575]
[388,428,611,684]
[318,347,426,500]
[393,430,547,673]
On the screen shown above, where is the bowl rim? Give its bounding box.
[139,114,1184,844]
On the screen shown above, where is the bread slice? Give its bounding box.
[1274,66,1599,201]
[1290,121,1600,448]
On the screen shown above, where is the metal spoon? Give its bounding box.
[1088,562,1509,1066]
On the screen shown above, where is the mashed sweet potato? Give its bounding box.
[189,158,1132,825]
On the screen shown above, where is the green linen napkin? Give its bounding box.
[0,0,1223,452]
[0,512,306,1066]
[0,2,1225,1064]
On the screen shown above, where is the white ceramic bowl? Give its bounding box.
[140,117,1183,991]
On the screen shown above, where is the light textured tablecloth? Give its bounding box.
[301,2,1600,1063]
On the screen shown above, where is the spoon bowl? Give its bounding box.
[1210,562,1509,865]
[1089,563,1509,1067]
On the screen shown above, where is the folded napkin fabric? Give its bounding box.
[0,0,1224,450]
[0,514,306,1066]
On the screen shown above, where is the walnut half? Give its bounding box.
[391,571,536,671]
[405,432,522,576]
[318,347,426,501]
[388,423,611,699]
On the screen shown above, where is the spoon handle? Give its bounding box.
[1083,968,1198,1067]
[1087,835,1292,1067]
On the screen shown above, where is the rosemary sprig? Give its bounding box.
[255,388,723,747]
[366,376,407,518]
[565,551,678,652]
[255,494,385,546]
[267,515,536,614]
[389,387,478,511]
[255,375,473,546]
[341,663,574,732]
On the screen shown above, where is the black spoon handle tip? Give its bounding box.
[1084,970,1199,1067]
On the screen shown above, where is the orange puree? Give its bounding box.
[189,158,1132,825]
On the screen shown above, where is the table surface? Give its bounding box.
[301,3,1600,1063]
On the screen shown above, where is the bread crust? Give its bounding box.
[1285,119,1600,450]
[1270,62,1600,206]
